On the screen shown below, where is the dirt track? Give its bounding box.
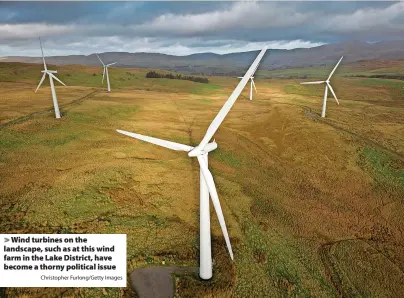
[303,106,404,162]
[0,90,98,128]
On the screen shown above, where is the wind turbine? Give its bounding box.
[116,46,268,280]
[35,37,66,119]
[96,54,117,92]
[300,56,343,118]
[237,56,263,100]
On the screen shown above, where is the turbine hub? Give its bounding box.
[188,141,218,157]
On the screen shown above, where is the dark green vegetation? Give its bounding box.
[0,60,403,297]
[349,74,404,80]
[145,71,209,84]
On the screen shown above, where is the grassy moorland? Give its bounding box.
[259,59,404,79]
[0,61,403,297]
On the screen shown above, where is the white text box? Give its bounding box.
[0,234,126,287]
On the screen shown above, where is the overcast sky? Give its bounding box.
[0,1,403,57]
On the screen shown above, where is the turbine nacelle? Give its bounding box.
[188,141,218,157]
[41,70,57,74]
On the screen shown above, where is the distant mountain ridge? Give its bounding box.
[2,40,404,76]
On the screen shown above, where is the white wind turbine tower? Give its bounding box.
[117,46,268,280]
[35,37,66,119]
[96,54,117,92]
[300,56,343,118]
[237,57,263,100]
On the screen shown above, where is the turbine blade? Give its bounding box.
[49,73,66,86]
[327,56,343,80]
[35,73,47,92]
[96,53,105,66]
[106,62,117,67]
[116,129,194,152]
[197,155,234,260]
[326,82,339,105]
[196,46,268,150]
[252,79,257,93]
[300,81,325,85]
[102,67,106,83]
[252,63,260,76]
[39,37,47,71]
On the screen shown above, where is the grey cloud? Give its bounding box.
[0,2,403,57]
[134,2,311,37]
[325,2,404,35]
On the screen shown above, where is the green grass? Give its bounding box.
[359,147,404,187]
[284,84,322,97]
[27,185,116,225]
[41,128,89,147]
[189,82,220,94]
[351,78,404,88]
[0,63,42,82]
[325,240,404,298]
[0,120,94,151]
[0,62,222,95]
[239,221,336,298]
[68,111,99,124]
[259,60,404,80]
[213,149,242,169]
[108,214,167,229]
[170,135,191,144]
[0,131,27,149]
[258,66,334,79]
[68,104,139,125]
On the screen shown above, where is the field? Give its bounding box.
[0,61,403,297]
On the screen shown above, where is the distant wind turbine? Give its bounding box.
[237,56,264,100]
[96,54,117,92]
[116,46,268,280]
[300,56,343,118]
[35,37,66,119]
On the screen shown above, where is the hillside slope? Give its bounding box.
[2,40,404,75]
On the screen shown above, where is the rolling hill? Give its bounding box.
[2,40,404,76]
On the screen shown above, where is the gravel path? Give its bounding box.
[130,266,198,298]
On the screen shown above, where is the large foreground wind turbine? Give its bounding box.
[117,46,268,280]
[35,37,66,119]
[96,54,117,92]
[237,55,264,100]
[300,56,343,118]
